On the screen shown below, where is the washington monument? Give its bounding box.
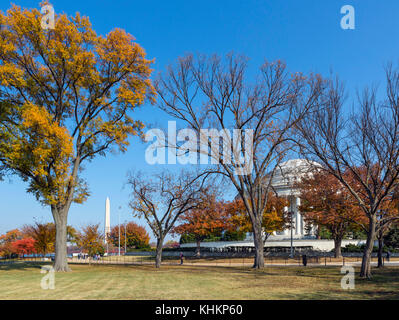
[105,197,111,244]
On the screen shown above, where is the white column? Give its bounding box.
[295,197,301,236]
[299,197,304,236]
[283,206,289,236]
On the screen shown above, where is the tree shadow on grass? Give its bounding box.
[0,261,51,271]
[94,263,278,277]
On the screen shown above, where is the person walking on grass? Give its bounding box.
[302,254,307,267]
[180,252,184,265]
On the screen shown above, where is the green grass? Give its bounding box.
[0,262,398,299]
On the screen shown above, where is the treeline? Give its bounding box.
[0,221,150,259]
[179,230,246,244]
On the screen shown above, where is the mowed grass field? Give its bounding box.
[0,262,398,300]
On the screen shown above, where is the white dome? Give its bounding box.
[270,159,321,195]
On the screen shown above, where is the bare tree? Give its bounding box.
[376,221,392,268]
[154,53,322,268]
[296,68,399,278]
[127,170,211,268]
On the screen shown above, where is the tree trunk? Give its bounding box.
[52,206,71,272]
[377,237,384,268]
[252,219,264,269]
[50,155,80,272]
[155,237,164,268]
[360,217,376,278]
[195,239,201,258]
[333,237,342,258]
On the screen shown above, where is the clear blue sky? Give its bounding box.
[1,0,399,241]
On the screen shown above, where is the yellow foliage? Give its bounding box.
[228,195,288,236]
[0,4,154,207]
[5,103,74,205]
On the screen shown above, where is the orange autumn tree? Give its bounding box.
[0,4,154,271]
[227,193,288,244]
[0,229,21,258]
[172,197,231,257]
[22,222,77,256]
[76,224,104,258]
[22,222,56,256]
[297,169,368,258]
[12,238,36,257]
[109,222,150,250]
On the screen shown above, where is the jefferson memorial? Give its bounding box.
[181,159,364,252]
[269,158,317,239]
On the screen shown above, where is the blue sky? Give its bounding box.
[1,0,399,240]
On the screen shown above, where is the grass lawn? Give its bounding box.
[0,262,398,300]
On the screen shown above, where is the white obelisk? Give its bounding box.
[105,197,111,244]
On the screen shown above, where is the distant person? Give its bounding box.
[302,254,307,267]
[180,252,184,265]
[386,250,391,262]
